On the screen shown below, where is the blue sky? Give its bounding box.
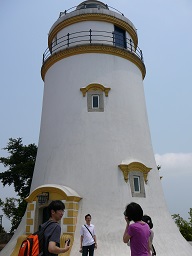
[0,0,192,231]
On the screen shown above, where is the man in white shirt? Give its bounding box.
[80,214,97,256]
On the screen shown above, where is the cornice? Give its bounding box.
[80,83,111,97]
[118,161,152,183]
[48,13,138,48]
[41,44,146,81]
[26,186,81,203]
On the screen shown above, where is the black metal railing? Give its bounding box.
[42,30,143,64]
[59,5,124,18]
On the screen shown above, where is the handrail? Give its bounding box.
[59,5,124,18]
[42,29,144,64]
[107,5,124,16]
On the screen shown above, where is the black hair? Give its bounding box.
[48,200,65,217]
[142,215,153,229]
[124,202,143,222]
[85,214,91,219]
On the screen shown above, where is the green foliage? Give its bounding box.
[0,138,37,232]
[0,198,27,232]
[172,208,192,241]
[0,138,37,198]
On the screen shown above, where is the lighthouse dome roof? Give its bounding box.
[76,0,109,10]
[49,1,137,38]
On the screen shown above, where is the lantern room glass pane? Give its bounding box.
[114,26,126,48]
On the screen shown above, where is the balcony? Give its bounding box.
[42,29,144,64]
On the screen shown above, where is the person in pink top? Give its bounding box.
[123,202,151,256]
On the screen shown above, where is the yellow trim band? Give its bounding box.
[65,202,79,210]
[26,219,33,225]
[67,226,76,232]
[63,218,77,225]
[41,44,146,81]
[26,186,81,203]
[27,203,34,211]
[48,13,138,48]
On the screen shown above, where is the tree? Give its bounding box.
[0,138,37,232]
[172,208,192,241]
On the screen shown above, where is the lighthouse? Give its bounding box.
[2,1,192,255]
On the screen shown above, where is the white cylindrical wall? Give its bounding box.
[32,53,150,190]
[31,51,192,255]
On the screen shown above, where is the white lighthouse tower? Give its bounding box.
[2,1,192,255]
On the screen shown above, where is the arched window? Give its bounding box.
[118,162,152,198]
[80,83,111,112]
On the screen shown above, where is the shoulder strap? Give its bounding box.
[84,224,94,238]
[152,244,156,255]
[39,220,57,232]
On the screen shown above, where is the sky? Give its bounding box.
[0,0,192,232]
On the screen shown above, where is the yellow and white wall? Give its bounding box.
[1,1,192,255]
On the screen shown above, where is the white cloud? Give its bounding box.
[155,153,192,219]
[155,153,192,177]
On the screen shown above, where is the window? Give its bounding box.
[114,26,126,48]
[118,162,151,198]
[53,36,57,47]
[129,171,145,198]
[92,95,99,109]
[77,1,108,10]
[87,90,104,112]
[133,176,140,193]
[80,3,99,9]
[80,83,111,112]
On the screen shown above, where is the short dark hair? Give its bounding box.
[124,202,143,222]
[142,215,153,229]
[85,214,91,219]
[48,200,65,217]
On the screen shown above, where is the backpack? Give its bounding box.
[18,220,55,256]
